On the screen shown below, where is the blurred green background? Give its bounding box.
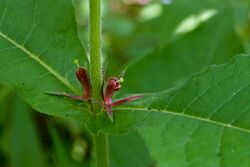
[1,0,250,166]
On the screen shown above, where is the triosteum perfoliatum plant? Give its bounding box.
[0,0,250,167]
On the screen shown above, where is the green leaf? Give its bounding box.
[0,0,89,121]
[109,132,152,167]
[108,1,229,62]
[135,0,222,45]
[11,98,47,167]
[88,55,250,166]
[122,1,243,92]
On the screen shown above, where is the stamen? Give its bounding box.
[117,77,124,83]
[74,59,80,68]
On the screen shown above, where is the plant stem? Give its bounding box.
[89,0,110,167]
[89,0,102,112]
[94,133,109,167]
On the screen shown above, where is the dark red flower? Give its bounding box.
[102,77,143,122]
[76,67,91,101]
[46,65,143,122]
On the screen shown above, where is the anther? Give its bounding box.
[74,59,80,68]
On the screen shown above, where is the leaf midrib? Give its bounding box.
[116,107,250,134]
[0,31,78,94]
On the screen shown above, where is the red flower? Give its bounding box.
[46,66,143,122]
[76,67,91,101]
[102,77,143,121]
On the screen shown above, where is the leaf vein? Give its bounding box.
[0,31,78,94]
[184,122,203,167]
[0,0,9,27]
[181,72,235,114]
[217,127,225,167]
[208,83,250,119]
[116,107,250,134]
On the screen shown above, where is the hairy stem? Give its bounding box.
[94,133,109,167]
[89,0,109,167]
[90,0,102,112]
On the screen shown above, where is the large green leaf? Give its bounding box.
[87,55,250,166]
[135,0,230,46]
[108,0,234,62]
[109,132,152,167]
[121,1,243,93]
[0,0,89,121]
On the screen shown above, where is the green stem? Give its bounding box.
[89,0,109,167]
[94,133,109,167]
[90,0,102,112]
